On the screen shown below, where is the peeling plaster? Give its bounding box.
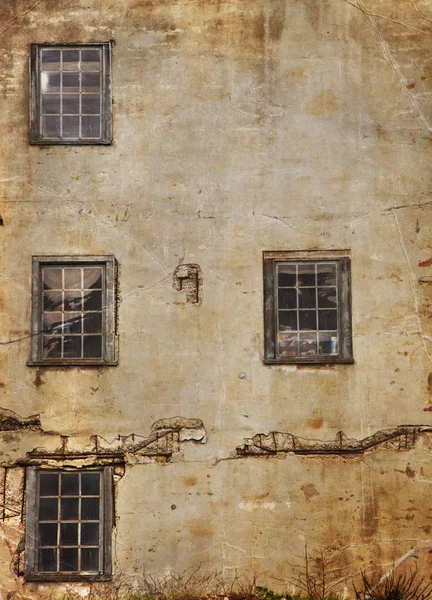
[233,425,432,457]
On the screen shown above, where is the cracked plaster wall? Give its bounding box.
[1,0,432,595]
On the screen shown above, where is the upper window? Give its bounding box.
[30,43,112,144]
[263,251,353,364]
[24,467,112,581]
[28,256,117,366]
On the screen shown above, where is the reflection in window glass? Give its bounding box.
[276,262,339,358]
[41,265,104,361]
[37,471,102,574]
[39,46,103,141]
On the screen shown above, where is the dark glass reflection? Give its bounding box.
[82,472,100,496]
[39,548,57,572]
[81,498,100,520]
[60,548,78,571]
[81,548,99,572]
[61,473,79,496]
[60,523,78,546]
[39,523,58,546]
[61,498,79,520]
[39,498,58,521]
[278,311,297,332]
[40,473,59,496]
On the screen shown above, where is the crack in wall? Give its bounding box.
[345,0,432,133]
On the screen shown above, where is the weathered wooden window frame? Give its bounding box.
[28,255,117,366]
[24,466,113,582]
[263,250,353,365]
[30,42,112,145]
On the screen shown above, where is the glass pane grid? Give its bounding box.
[39,47,102,140]
[37,471,102,574]
[276,262,339,358]
[41,265,104,361]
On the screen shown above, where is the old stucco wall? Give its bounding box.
[1,0,432,595]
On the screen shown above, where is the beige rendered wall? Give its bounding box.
[1,0,432,595]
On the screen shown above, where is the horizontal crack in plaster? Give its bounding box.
[233,425,432,457]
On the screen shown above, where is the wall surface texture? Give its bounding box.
[1,0,432,596]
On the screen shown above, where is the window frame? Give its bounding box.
[28,255,117,366]
[24,466,113,582]
[29,42,112,145]
[263,250,353,365]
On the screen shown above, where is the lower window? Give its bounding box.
[263,251,353,364]
[25,467,112,581]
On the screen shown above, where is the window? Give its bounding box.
[28,256,117,366]
[30,43,112,144]
[263,251,353,364]
[25,467,112,581]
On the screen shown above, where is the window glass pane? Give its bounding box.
[299,310,316,330]
[278,288,296,310]
[277,264,296,287]
[317,263,337,286]
[39,548,57,571]
[40,473,59,496]
[60,548,78,571]
[81,497,100,520]
[318,310,338,331]
[62,95,80,114]
[83,336,103,358]
[278,311,297,332]
[318,287,337,308]
[61,498,79,520]
[62,72,80,93]
[299,332,317,356]
[43,313,63,335]
[298,263,316,286]
[83,312,102,334]
[63,336,82,359]
[84,267,103,289]
[82,95,101,115]
[43,268,62,290]
[41,72,61,92]
[43,336,62,359]
[42,116,61,138]
[43,291,62,312]
[298,287,316,309]
[60,523,78,546]
[277,333,298,357]
[81,116,101,138]
[62,49,79,71]
[81,72,100,93]
[64,291,82,311]
[63,313,82,334]
[42,95,60,114]
[41,49,61,71]
[64,268,82,289]
[39,523,58,546]
[81,472,100,496]
[63,116,80,139]
[83,290,102,311]
[61,473,79,496]
[81,48,101,65]
[81,547,99,572]
[318,332,339,355]
[39,498,58,521]
[81,523,99,546]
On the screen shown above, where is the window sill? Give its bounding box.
[25,573,112,582]
[27,360,118,367]
[30,139,112,146]
[263,357,354,365]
